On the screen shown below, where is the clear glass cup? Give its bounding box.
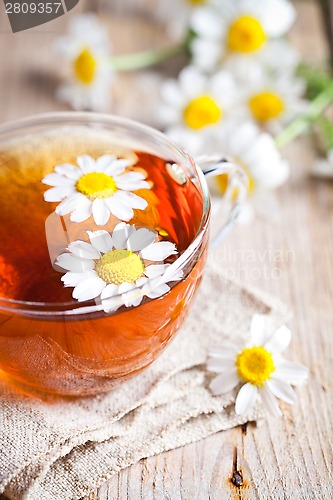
[0,112,247,397]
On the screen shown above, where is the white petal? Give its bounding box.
[145,282,170,299]
[206,358,238,373]
[178,66,206,99]
[190,7,223,40]
[100,283,118,300]
[44,185,75,202]
[273,362,309,385]
[191,38,222,71]
[262,0,296,37]
[114,171,146,184]
[56,192,87,216]
[95,155,121,172]
[112,223,136,249]
[70,198,92,222]
[235,383,258,415]
[127,228,156,252]
[209,371,239,396]
[160,79,185,108]
[87,230,113,254]
[115,180,150,191]
[104,196,134,221]
[208,344,242,359]
[115,191,148,210]
[266,379,297,405]
[259,385,282,417]
[77,155,96,173]
[144,264,169,279]
[61,270,97,287]
[55,163,82,179]
[265,325,291,353]
[42,173,75,187]
[250,314,269,345]
[104,159,130,176]
[73,276,106,301]
[92,198,110,226]
[67,241,100,259]
[56,253,94,272]
[118,282,136,294]
[140,241,177,261]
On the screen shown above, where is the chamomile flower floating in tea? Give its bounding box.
[54,14,113,111]
[207,314,308,417]
[160,66,237,155]
[208,122,290,221]
[56,223,182,310]
[189,0,296,70]
[42,154,150,226]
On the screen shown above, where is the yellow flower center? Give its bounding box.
[95,249,145,286]
[249,92,285,122]
[236,346,274,386]
[76,172,117,200]
[216,162,254,198]
[187,0,206,4]
[73,48,97,84]
[183,95,222,130]
[227,16,266,53]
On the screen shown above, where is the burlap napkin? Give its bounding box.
[0,269,290,500]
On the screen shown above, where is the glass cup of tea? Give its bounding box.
[0,112,247,396]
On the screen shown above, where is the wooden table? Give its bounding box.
[0,1,332,498]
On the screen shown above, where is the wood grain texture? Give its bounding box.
[0,1,332,498]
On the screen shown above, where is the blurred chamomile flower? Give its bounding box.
[189,0,296,71]
[236,72,306,133]
[54,14,114,111]
[208,122,290,221]
[160,66,238,155]
[207,314,308,417]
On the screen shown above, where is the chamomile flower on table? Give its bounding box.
[236,72,306,134]
[208,122,290,222]
[42,154,150,226]
[189,0,296,71]
[207,314,308,417]
[160,65,238,156]
[54,14,113,110]
[56,223,182,311]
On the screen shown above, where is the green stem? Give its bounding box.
[109,43,185,71]
[275,83,333,149]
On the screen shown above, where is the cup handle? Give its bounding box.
[198,156,249,248]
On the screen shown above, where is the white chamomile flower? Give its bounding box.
[54,14,113,110]
[190,0,296,70]
[56,223,182,311]
[42,154,150,226]
[209,122,290,221]
[160,65,238,156]
[207,314,308,417]
[237,72,306,133]
[311,149,333,179]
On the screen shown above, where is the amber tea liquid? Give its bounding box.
[0,127,207,395]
